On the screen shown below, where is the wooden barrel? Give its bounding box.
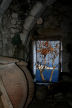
[0,56,18,64]
[0,98,4,108]
[17,61,34,108]
[0,57,34,108]
[0,93,4,108]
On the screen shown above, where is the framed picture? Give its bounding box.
[33,40,62,83]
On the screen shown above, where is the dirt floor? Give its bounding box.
[28,93,72,108]
[0,92,72,108]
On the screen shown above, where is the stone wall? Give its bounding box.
[0,1,46,60]
[0,11,22,57]
[0,0,72,73]
[0,1,27,58]
[30,2,72,72]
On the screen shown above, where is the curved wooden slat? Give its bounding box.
[0,63,28,108]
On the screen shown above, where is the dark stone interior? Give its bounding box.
[0,0,72,108]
